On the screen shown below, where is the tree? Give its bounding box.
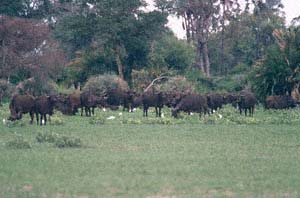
[251,0,285,59]
[250,26,300,101]
[54,0,167,82]
[0,16,65,83]
[155,0,240,77]
[0,0,54,19]
[149,33,195,72]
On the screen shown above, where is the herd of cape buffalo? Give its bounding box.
[5,88,298,125]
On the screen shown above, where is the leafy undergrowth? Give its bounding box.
[6,134,32,149]
[36,132,82,148]
[197,106,300,125]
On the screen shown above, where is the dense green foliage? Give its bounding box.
[250,27,300,100]
[54,0,168,82]
[1,0,299,99]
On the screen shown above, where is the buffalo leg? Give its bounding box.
[143,106,148,117]
[17,111,22,120]
[84,107,87,116]
[81,107,84,116]
[40,114,43,125]
[92,107,95,116]
[36,113,39,125]
[88,107,91,116]
[44,114,47,125]
[29,112,34,124]
[251,107,254,116]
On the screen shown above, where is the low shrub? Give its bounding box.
[89,116,106,125]
[13,77,58,96]
[5,120,26,128]
[6,134,32,149]
[121,118,142,124]
[55,136,82,148]
[157,76,195,93]
[50,113,64,125]
[36,132,59,143]
[83,74,129,96]
[36,132,82,148]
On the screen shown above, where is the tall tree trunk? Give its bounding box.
[220,2,225,75]
[183,15,191,44]
[115,54,124,80]
[196,41,205,74]
[203,42,210,77]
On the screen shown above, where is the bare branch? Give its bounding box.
[143,74,169,93]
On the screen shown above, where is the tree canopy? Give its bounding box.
[0,0,300,101]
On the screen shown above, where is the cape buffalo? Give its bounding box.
[8,94,35,123]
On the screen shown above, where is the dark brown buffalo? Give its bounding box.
[206,93,224,113]
[166,91,187,108]
[54,93,82,115]
[35,95,57,125]
[8,94,35,123]
[80,92,107,116]
[223,92,239,108]
[122,90,135,112]
[265,95,296,109]
[68,93,82,115]
[172,94,209,118]
[131,94,143,110]
[52,94,73,115]
[142,90,168,117]
[237,91,257,116]
[104,89,131,111]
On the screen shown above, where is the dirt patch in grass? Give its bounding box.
[223,189,235,197]
[146,187,177,198]
[22,185,32,191]
[146,195,176,198]
[75,194,89,198]
[55,193,64,198]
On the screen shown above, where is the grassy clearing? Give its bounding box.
[0,104,300,197]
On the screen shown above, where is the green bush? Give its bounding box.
[36,132,59,143]
[50,113,64,125]
[89,116,106,125]
[185,68,215,93]
[13,77,58,96]
[36,132,82,148]
[54,136,82,148]
[121,118,142,124]
[82,74,129,96]
[6,134,32,149]
[157,76,195,93]
[132,69,156,93]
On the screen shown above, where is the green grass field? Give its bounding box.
[1,104,300,198]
